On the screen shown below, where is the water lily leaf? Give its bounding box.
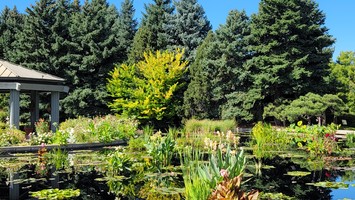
[286,171,311,177]
[306,181,349,189]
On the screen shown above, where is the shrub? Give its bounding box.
[58,115,138,143]
[0,128,26,146]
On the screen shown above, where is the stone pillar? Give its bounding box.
[51,91,60,132]
[9,90,20,129]
[30,91,39,128]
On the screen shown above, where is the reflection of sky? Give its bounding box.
[331,177,355,200]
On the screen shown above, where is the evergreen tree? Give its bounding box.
[167,0,211,62]
[8,0,57,73]
[331,51,355,114]
[115,0,137,63]
[244,0,334,121]
[0,6,23,60]
[62,0,121,117]
[128,0,174,62]
[184,10,251,120]
[213,10,251,120]
[51,0,72,76]
[183,31,221,119]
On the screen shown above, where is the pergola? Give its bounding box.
[0,60,69,132]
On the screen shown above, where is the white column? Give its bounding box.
[51,91,60,132]
[30,91,39,128]
[9,90,20,129]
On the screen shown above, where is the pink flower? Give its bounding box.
[220,169,229,179]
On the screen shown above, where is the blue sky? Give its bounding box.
[0,0,353,60]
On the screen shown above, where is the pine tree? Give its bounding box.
[128,0,174,63]
[115,0,137,63]
[183,31,221,119]
[183,10,251,120]
[244,0,334,120]
[8,0,57,73]
[213,10,251,120]
[0,6,23,60]
[51,0,72,76]
[62,0,121,117]
[167,0,211,62]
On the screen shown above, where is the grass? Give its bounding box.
[184,119,236,135]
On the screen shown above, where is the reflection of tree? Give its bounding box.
[339,170,355,182]
[244,156,332,199]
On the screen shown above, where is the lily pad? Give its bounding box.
[307,181,349,189]
[286,171,311,177]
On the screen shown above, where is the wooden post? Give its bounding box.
[9,89,20,129]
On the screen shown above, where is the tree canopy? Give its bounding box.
[107,49,188,124]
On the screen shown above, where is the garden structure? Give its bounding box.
[0,60,69,132]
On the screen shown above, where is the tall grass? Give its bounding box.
[184,119,236,135]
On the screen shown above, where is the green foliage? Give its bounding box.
[331,51,355,114]
[145,131,176,171]
[30,188,80,200]
[108,49,188,123]
[58,115,137,143]
[198,146,246,190]
[346,133,355,148]
[260,192,296,200]
[61,0,123,117]
[250,122,290,159]
[184,10,251,121]
[287,121,339,156]
[180,147,211,200]
[30,119,53,145]
[167,0,211,62]
[183,169,211,200]
[183,31,219,119]
[128,0,174,63]
[184,119,236,135]
[45,148,69,170]
[245,0,335,120]
[0,6,23,60]
[116,0,137,62]
[265,93,348,124]
[0,128,25,147]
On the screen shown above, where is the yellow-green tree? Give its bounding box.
[107,49,188,122]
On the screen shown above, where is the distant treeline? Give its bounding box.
[0,0,353,126]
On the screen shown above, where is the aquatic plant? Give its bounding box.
[145,131,176,171]
[209,172,259,200]
[198,146,246,190]
[30,188,80,199]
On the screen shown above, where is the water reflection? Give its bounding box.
[1,148,355,199]
[0,150,115,200]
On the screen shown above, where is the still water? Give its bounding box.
[1,148,355,199]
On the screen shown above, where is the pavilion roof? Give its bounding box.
[0,60,65,83]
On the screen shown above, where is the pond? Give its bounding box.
[1,121,355,200]
[1,145,355,200]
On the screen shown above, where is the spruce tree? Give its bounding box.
[115,0,137,63]
[0,6,23,60]
[167,0,211,62]
[128,0,174,63]
[244,0,334,120]
[9,0,57,73]
[183,31,221,119]
[213,10,251,120]
[62,0,121,117]
[184,10,251,120]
